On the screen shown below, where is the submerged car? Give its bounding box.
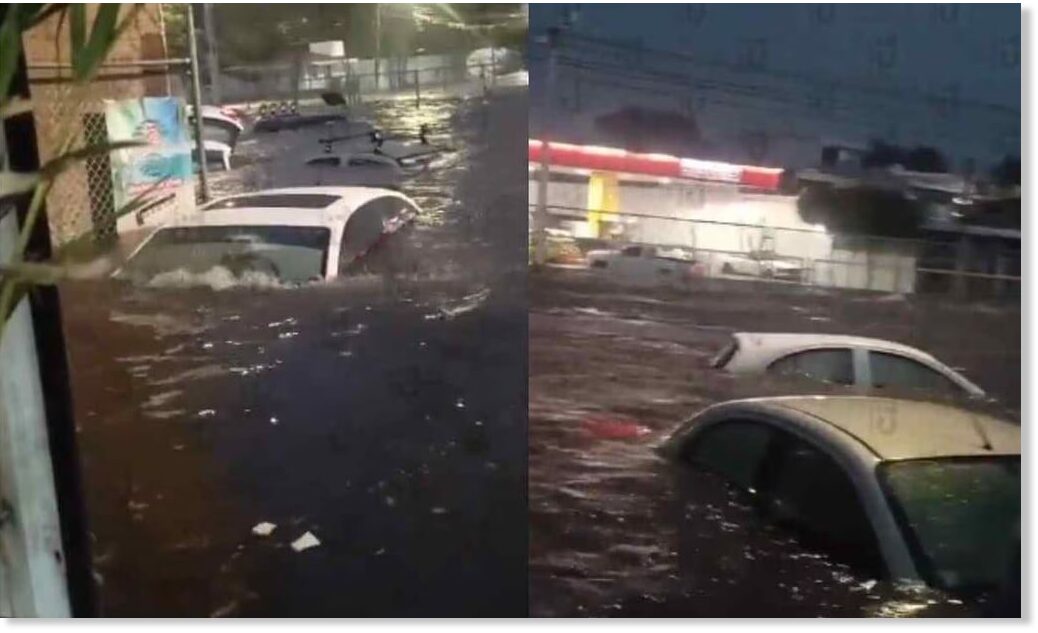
[587,244,706,287]
[716,249,806,281]
[659,395,1020,611]
[188,104,246,149]
[116,187,419,286]
[305,127,453,183]
[712,332,986,399]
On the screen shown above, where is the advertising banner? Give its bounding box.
[104,96,195,231]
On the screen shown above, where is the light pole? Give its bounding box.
[201,3,221,104]
[532,27,558,266]
[187,6,210,202]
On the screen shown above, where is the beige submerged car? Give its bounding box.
[712,333,986,399]
[660,395,1020,608]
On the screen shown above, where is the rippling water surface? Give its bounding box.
[61,90,528,616]
[529,269,1020,617]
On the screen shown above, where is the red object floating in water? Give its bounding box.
[582,415,652,440]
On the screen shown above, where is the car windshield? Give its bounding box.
[118,225,330,286]
[878,457,1020,596]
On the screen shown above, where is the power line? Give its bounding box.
[553,30,1018,117]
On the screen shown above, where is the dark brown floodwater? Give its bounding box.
[529,267,1020,617]
[60,89,529,616]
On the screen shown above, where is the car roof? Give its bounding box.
[731,332,939,364]
[747,395,1020,461]
[176,187,410,229]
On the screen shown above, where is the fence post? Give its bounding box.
[953,236,970,300]
[490,46,497,87]
[414,69,420,109]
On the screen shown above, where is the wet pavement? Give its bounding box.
[60,89,528,616]
[528,267,1020,617]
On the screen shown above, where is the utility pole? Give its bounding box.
[532,26,559,266]
[201,3,221,104]
[187,6,210,202]
[374,4,381,92]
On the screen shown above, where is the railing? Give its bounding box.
[530,202,1021,302]
[216,60,515,107]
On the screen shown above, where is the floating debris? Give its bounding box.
[291,531,321,552]
[251,522,277,536]
[210,600,239,618]
[197,409,216,418]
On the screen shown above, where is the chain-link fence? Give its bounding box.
[26,62,196,253]
[529,196,1021,302]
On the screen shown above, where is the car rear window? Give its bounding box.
[202,194,340,210]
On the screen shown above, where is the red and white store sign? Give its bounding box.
[528,139,783,191]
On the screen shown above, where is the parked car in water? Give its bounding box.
[586,244,706,286]
[712,332,986,399]
[659,395,1020,613]
[716,249,806,281]
[115,187,419,286]
[305,127,453,184]
[188,104,246,149]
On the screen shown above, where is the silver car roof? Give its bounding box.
[692,395,1019,461]
[730,332,939,365]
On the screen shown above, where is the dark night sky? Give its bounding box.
[528,4,1020,167]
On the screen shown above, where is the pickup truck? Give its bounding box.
[586,244,706,287]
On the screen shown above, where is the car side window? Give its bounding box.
[869,351,963,396]
[340,199,388,272]
[621,245,642,257]
[760,432,885,577]
[768,348,854,385]
[340,197,416,275]
[685,420,773,490]
[307,156,341,167]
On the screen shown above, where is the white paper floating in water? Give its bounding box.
[251,521,277,536]
[291,531,321,552]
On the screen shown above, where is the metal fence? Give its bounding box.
[216,59,511,107]
[26,61,197,252]
[530,200,1021,302]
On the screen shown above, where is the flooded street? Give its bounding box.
[59,89,528,616]
[528,268,1020,617]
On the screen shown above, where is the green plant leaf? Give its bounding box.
[0,8,23,104]
[0,170,40,201]
[19,4,67,31]
[0,96,33,119]
[38,139,143,178]
[68,3,85,66]
[0,278,28,326]
[73,4,142,82]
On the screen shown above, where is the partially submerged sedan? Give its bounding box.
[712,332,985,399]
[716,249,806,281]
[116,187,420,286]
[660,395,1020,612]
